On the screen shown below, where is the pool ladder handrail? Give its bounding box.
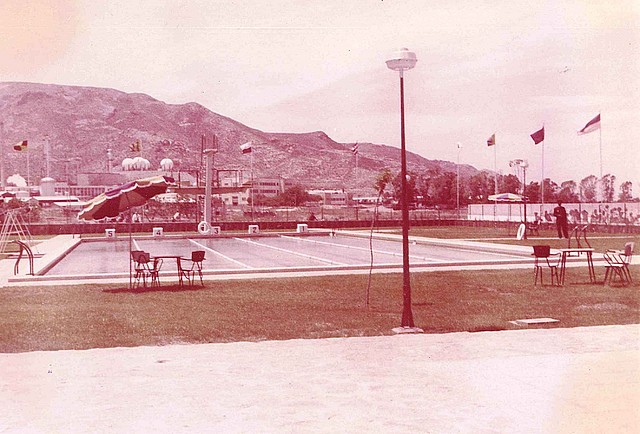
[13,240,34,276]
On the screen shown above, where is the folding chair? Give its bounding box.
[532,245,561,286]
[131,250,149,288]
[131,251,163,288]
[178,250,205,287]
[603,251,629,286]
[604,242,634,285]
[146,254,163,287]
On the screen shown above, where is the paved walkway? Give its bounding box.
[1,325,638,433]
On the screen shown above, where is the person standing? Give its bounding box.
[553,201,569,238]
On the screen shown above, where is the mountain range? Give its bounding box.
[0,82,480,193]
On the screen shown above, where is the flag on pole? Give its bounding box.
[240,142,252,154]
[486,133,495,147]
[13,140,27,151]
[129,140,141,152]
[351,143,359,155]
[577,114,601,135]
[530,127,545,144]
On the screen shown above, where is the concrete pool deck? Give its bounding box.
[1,324,638,432]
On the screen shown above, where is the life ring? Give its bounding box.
[516,223,526,240]
[197,221,211,235]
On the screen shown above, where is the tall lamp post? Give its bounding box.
[509,158,529,239]
[386,48,421,331]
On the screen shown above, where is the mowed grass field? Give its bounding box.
[1,263,638,353]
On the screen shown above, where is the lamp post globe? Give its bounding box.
[386,48,418,76]
[386,48,420,331]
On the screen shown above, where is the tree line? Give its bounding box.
[381,169,636,208]
[249,170,636,209]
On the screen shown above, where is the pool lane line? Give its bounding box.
[188,239,253,268]
[233,237,349,266]
[306,233,530,262]
[132,238,142,251]
[338,230,540,258]
[279,235,447,263]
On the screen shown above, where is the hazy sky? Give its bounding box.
[2,0,639,191]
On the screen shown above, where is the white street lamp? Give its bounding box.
[509,158,529,239]
[386,48,421,331]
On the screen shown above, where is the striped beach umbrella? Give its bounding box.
[78,175,175,221]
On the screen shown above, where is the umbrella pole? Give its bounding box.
[129,208,132,289]
[77,176,174,290]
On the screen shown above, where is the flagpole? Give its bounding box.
[353,143,359,174]
[0,122,4,189]
[250,146,254,220]
[356,151,358,174]
[541,122,545,213]
[27,145,30,187]
[493,139,497,220]
[599,115,603,179]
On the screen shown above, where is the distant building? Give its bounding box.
[46,167,285,210]
[253,179,287,196]
[52,170,197,200]
[308,189,353,206]
[76,172,127,187]
[217,170,288,207]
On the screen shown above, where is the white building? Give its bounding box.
[217,171,287,207]
[308,189,353,206]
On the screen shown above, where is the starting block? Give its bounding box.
[152,227,164,237]
[105,229,116,238]
[297,223,308,233]
[248,224,259,234]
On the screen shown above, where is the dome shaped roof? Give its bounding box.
[160,158,174,171]
[122,158,134,170]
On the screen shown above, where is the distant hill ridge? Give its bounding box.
[0,82,478,192]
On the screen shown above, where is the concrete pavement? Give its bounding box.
[1,324,638,433]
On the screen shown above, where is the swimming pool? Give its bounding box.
[40,231,533,281]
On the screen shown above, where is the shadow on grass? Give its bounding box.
[103,284,204,294]
[467,325,508,332]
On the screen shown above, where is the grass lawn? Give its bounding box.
[1,265,638,353]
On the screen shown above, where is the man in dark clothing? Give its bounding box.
[553,201,569,238]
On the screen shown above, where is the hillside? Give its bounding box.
[0,82,479,192]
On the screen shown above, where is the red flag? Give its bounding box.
[129,140,141,152]
[13,140,27,151]
[530,127,544,144]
